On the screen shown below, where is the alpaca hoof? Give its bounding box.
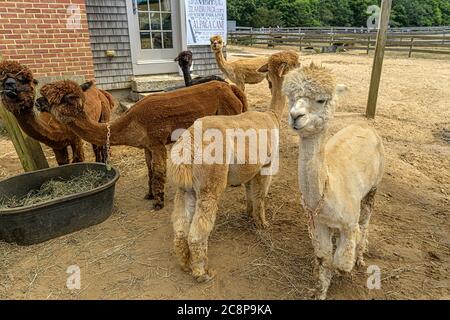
[356,257,366,268]
[144,193,155,200]
[255,221,270,229]
[315,292,327,300]
[195,269,216,283]
[181,264,191,273]
[314,289,328,300]
[152,202,164,210]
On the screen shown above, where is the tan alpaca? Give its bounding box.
[210,35,268,91]
[167,51,300,282]
[283,63,385,299]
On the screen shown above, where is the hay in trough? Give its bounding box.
[0,169,108,209]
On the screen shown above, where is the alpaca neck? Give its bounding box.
[68,114,129,147]
[15,110,60,143]
[268,78,287,121]
[298,131,328,209]
[214,49,231,75]
[180,65,192,86]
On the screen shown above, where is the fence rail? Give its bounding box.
[229,26,450,57]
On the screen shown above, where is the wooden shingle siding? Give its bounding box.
[188,45,225,77]
[85,0,133,90]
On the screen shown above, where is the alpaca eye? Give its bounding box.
[317,99,326,104]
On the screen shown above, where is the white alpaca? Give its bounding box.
[283,63,385,299]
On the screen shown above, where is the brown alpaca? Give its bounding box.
[167,51,299,282]
[38,80,248,210]
[210,35,268,91]
[0,60,116,164]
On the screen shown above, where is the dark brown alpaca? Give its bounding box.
[0,60,116,164]
[38,80,248,210]
[165,51,225,92]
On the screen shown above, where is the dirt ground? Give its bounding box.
[0,47,449,300]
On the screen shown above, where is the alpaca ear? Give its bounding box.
[33,79,39,85]
[258,63,269,73]
[80,81,93,92]
[278,63,288,77]
[174,56,179,62]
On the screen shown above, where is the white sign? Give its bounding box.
[185,0,227,46]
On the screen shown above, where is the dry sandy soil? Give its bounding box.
[0,47,449,300]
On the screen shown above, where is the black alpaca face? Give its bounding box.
[175,51,193,68]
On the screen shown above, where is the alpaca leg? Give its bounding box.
[172,188,196,272]
[93,144,108,163]
[144,149,154,200]
[71,139,85,163]
[356,187,377,267]
[236,81,245,92]
[312,222,333,300]
[248,174,272,229]
[53,148,70,165]
[334,224,359,273]
[150,145,167,210]
[92,144,103,163]
[96,111,111,164]
[188,194,220,283]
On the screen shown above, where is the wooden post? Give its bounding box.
[250,28,253,46]
[367,35,371,54]
[408,37,415,58]
[330,27,334,46]
[366,0,392,119]
[0,102,49,171]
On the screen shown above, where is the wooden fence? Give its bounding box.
[229,26,450,57]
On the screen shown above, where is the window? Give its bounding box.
[138,0,173,49]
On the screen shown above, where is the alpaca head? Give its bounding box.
[0,60,38,115]
[283,62,345,137]
[37,80,89,124]
[210,35,224,52]
[257,51,300,92]
[175,51,193,69]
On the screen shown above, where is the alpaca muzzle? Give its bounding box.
[35,97,50,112]
[3,78,18,98]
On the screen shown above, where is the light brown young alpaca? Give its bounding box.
[0,60,115,164]
[283,63,385,299]
[167,51,299,282]
[210,35,268,91]
[38,80,247,210]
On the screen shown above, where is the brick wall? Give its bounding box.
[0,0,95,80]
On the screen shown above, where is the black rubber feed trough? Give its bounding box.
[0,163,119,245]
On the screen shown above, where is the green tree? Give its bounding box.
[251,7,284,27]
[227,0,257,26]
[227,0,450,28]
